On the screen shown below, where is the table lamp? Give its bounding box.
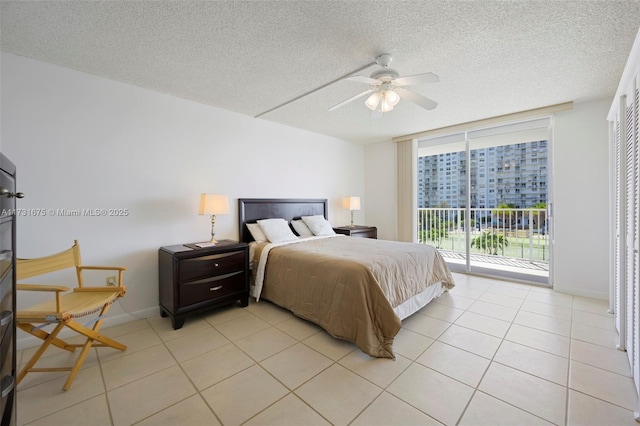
[198,193,230,244]
[342,196,361,227]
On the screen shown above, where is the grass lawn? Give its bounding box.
[423,230,550,262]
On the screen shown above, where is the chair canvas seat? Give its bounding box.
[17,289,123,322]
[16,240,128,391]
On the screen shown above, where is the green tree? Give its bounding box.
[471,231,509,255]
[459,218,476,230]
[418,216,449,248]
[493,203,516,227]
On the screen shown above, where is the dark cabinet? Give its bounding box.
[0,154,17,426]
[158,241,249,330]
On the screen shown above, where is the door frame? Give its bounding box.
[417,117,554,286]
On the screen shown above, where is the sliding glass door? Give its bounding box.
[417,118,552,285]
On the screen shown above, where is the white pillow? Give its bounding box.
[246,223,267,243]
[291,219,314,237]
[301,215,335,236]
[257,218,299,243]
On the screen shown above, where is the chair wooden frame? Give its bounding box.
[16,240,127,391]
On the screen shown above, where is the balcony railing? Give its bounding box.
[417,208,549,271]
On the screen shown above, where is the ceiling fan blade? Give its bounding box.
[328,89,374,111]
[395,87,438,110]
[346,75,381,85]
[393,72,439,86]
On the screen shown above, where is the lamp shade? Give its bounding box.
[198,194,230,215]
[342,196,361,211]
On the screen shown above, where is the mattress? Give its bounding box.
[251,235,454,358]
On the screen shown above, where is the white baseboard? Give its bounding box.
[553,285,609,301]
[17,306,161,351]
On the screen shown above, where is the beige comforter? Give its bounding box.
[252,236,454,358]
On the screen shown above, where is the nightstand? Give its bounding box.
[333,225,378,239]
[158,240,249,330]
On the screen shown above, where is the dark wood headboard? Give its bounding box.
[238,198,328,243]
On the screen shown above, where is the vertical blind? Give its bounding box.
[396,139,417,242]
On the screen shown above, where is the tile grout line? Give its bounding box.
[103,319,217,426]
[19,347,107,426]
[453,284,565,426]
[95,339,117,426]
[249,294,635,423]
[224,309,334,426]
[452,282,515,425]
[117,315,252,425]
[204,307,338,425]
[16,276,631,425]
[153,315,227,426]
[564,300,575,426]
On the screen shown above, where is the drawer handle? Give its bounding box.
[209,285,223,291]
[0,187,24,199]
[0,311,12,327]
[213,263,219,267]
[1,375,14,398]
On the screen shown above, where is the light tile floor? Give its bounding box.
[15,273,640,425]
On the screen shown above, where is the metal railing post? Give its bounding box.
[417,207,549,270]
[529,210,534,262]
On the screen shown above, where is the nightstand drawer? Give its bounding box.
[159,241,249,330]
[180,271,245,307]
[178,251,245,282]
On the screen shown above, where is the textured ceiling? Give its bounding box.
[2,1,639,144]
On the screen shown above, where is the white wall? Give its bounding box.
[365,98,612,299]
[1,52,365,346]
[552,98,611,299]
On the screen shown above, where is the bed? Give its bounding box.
[238,198,455,358]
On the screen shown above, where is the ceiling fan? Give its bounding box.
[329,54,439,116]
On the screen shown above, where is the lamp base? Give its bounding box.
[209,214,218,245]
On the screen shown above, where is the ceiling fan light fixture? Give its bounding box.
[380,101,393,113]
[331,54,438,115]
[365,92,382,110]
[369,89,399,113]
[380,98,394,112]
[384,89,400,107]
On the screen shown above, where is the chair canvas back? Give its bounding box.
[14,239,127,391]
[16,240,82,281]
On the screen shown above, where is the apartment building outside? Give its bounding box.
[418,140,548,209]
